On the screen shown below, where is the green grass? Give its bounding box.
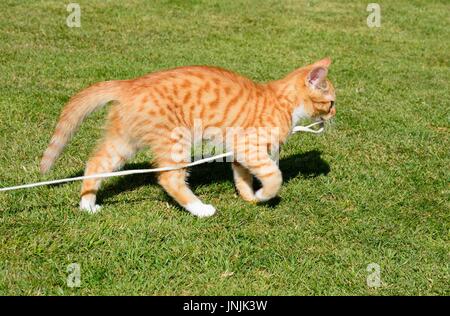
[0,0,449,295]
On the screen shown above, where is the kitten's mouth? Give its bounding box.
[320,111,336,121]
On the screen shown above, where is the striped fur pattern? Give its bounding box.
[41,58,336,216]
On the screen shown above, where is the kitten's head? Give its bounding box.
[301,58,336,121]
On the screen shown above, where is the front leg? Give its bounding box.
[232,162,256,202]
[236,150,282,202]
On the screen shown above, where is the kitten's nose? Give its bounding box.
[330,107,336,116]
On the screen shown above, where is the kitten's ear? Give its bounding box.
[313,57,332,68]
[306,66,328,89]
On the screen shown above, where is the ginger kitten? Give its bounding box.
[40,58,336,217]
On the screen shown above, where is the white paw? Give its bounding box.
[255,189,270,202]
[185,201,216,217]
[79,199,102,214]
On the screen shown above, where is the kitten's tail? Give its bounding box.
[40,80,124,174]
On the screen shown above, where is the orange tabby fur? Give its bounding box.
[40,58,336,216]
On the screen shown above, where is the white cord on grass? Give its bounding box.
[0,122,324,192]
[292,121,324,134]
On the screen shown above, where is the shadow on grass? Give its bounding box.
[50,150,329,206]
[92,149,330,205]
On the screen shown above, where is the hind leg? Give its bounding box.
[80,136,135,213]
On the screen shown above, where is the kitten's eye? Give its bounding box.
[330,101,335,109]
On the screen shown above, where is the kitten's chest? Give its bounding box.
[291,105,308,127]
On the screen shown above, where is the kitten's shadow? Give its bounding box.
[91,149,330,205]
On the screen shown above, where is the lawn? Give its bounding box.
[0,0,448,295]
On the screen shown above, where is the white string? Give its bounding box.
[292,121,324,134]
[0,123,324,192]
